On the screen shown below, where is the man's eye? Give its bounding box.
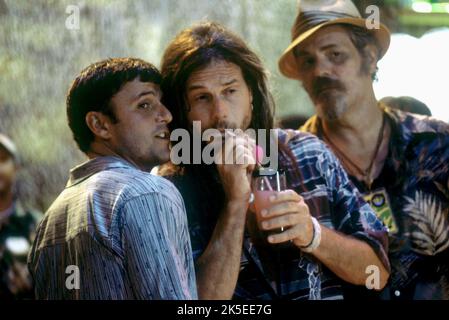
[138,102,153,109]
[195,95,208,102]
[301,58,314,69]
[331,51,345,62]
[226,88,237,95]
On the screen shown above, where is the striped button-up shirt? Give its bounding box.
[28,156,197,300]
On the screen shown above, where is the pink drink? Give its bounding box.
[252,169,286,241]
[254,190,285,240]
[254,190,278,227]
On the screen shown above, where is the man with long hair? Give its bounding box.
[160,22,389,300]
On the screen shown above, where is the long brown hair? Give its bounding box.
[159,22,302,220]
[161,22,274,135]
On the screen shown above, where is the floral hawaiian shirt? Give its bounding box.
[302,106,449,300]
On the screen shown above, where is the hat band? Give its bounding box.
[292,10,359,40]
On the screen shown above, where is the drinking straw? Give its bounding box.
[276,171,281,192]
[254,145,273,191]
[276,171,284,232]
[264,176,273,191]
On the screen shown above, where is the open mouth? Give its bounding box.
[155,131,170,140]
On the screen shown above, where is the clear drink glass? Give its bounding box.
[252,168,287,239]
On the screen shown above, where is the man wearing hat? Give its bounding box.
[279,0,449,299]
[0,133,41,299]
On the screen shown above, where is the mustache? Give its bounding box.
[312,77,346,98]
[214,120,237,131]
[154,124,170,133]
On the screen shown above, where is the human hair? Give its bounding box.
[342,24,380,81]
[160,22,275,133]
[66,57,162,153]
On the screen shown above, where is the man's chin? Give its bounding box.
[316,100,347,122]
[157,152,171,165]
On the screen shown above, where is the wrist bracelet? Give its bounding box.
[300,217,322,253]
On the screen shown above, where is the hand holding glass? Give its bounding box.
[252,169,287,239]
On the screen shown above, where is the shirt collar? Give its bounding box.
[301,105,404,140]
[302,106,409,174]
[300,115,320,136]
[67,156,137,187]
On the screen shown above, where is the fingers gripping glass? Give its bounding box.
[251,168,287,237]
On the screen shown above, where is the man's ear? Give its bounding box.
[85,111,113,140]
[365,44,379,75]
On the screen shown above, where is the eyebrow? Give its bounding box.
[133,90,160,102]
[295,44,339,57]
[320,44,339,51]
[187,79,239,92]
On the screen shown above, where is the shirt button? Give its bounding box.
[394,290,401,297]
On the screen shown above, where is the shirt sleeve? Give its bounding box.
[121,192,198,300]
[320,144,391,272]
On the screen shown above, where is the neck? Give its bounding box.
[0,190,13,212]
[322,95,383,149]
[319,94,390,188]
[87,142,155,173]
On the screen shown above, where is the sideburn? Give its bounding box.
[359,46,378,81]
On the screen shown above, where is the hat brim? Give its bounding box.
[278,18,391,80]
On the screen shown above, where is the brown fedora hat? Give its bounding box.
[279,0,391,80]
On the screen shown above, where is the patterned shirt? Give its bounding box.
[28,156,197,300]
[164,129,388,300]
[302,106,449,299]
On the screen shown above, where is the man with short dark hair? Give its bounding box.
[279,0,449,299]
[28,58,197,300]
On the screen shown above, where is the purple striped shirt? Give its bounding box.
[28,156,197,300]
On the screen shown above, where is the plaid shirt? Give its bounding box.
[167,129,388,300]
[302,106,449,299]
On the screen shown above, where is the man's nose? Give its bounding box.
[212,96,230,121]
[313,57,333,78]
[156,102,173,124]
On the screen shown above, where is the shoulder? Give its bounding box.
[386,108,449,163]
[386,107,449,136]
[88,166,182,203]
[277,128,333,162]
[72,167,186,232]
